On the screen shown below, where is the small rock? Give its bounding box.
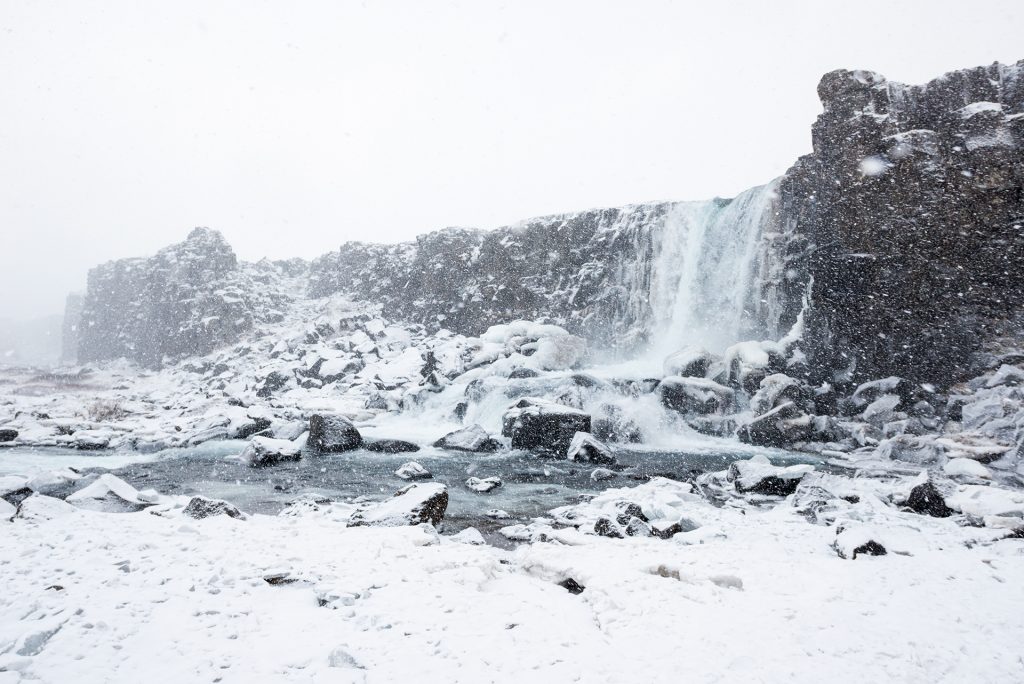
[364,439,420,453]
[904,481,953,518]
[558,578,585,594]
[590,467,617,482]
[308,414,363,453]
[0,429,18,442]
[394,461,432,480]
[465,476,502,493]
[566,432,615,464]
[433,424,501,452]
[183,496,244,520]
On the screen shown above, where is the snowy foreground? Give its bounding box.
[3,472,1024,683]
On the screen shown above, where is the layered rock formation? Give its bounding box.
[70,60,1024,388]
[781,62,1024,384]
[76,228,298,367]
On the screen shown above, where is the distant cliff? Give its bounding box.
[76,228,298,367]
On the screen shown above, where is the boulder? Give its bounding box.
[256,370,292,398]
[183,496,244,520]
[240,436,302,467]
[364,438,421,454]
[0,429,18,442]
[465,476,502,493]
[750,374,808,416]
[590,467,617,482]
[737,402,811,447]
[433,424,501,452]
[502,398,591,453]
[14,494,78,522]
[66,474,149,512]
[566,432,615,465]
[308,414,363,453]
[663,346,715,378]
[834,526,888,560]
[348,482,449,527]
[658,376,735,415]
[395,461,432,480]
[903,481,954,518]
[727,455,814,496]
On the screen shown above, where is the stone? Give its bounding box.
[308,414,363,453]
[364,439,421,453]
[728,455,814,496]
[0,429,17,442]
[502,398,591,453]
[465,476,502,493]
[433,424,501,452]
[348,482,449,527]
[566,432,615,464]
[394,461,432,480]
[903,481,954,518]
[183,496,244,520]
[240,436,302,467]
[658,376,735,415]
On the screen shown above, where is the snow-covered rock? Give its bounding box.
[433,424,501,453]
[66,474,149,513]
[348,483,449,527]
[566,431,615,464]
[502,398,591,453]
[465,476,502,493]
[395,462,432,480]
[182,496,245,520]
[658,376,734,415]
[308,414,363,453]
[240,436,302,467]
[727,455,814,496]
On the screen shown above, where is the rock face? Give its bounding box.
[781,62,1024,385]
[66,60,1024,388]
[76,228,296,367]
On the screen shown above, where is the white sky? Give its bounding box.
[1,0,1022,320]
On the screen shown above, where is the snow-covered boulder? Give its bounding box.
[66,474,150,512]
[737,402,810,447]
[658,376,735,415]
[943,457,992,479]
[449,527,486,545]
[14,494,78,522]
[348,482,449,527]
[566,432,615,464]
[590,467,617,482]
[663,346,715,378]
[833,525,888,560]
[183,496,245,520]
[727,455,814,496]
[240,436,302,467]
[395,461,432,480]
[308,414,363,453]
[433,424,501,452]
[25,469,83,497]
[750,373,807,416]
[465,476,502,493]
[502,398,591,453]
[364,439,420,454]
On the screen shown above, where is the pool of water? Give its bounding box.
[1,440,819,533]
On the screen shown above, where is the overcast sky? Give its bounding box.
[1,0,1022,320]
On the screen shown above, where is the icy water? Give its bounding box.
[1,441,819,534]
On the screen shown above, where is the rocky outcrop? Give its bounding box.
[780,61,1024,385]
[76,228,297,367]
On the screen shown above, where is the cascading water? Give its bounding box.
[645,180,779,359]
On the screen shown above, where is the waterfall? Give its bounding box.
[645,180,779,358]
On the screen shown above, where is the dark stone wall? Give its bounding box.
[780,62,1024,385]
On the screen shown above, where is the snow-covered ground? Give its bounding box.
[2,473,1023,683]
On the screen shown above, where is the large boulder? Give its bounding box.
[750,374,808,416]
[364,439,421,454]
[727,455,814,496]
[348,482,448,527]
[663,346,715,378]
[502,398,591,453]
[658,376,734,415]
[433,424,501,453]
[308,414,363,453]
[0,429,18,443]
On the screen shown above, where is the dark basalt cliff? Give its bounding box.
[76,228,297,367]
[71,60,1024,386]
[782,62,1024,384]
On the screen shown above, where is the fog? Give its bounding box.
[1,0,1022,321]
